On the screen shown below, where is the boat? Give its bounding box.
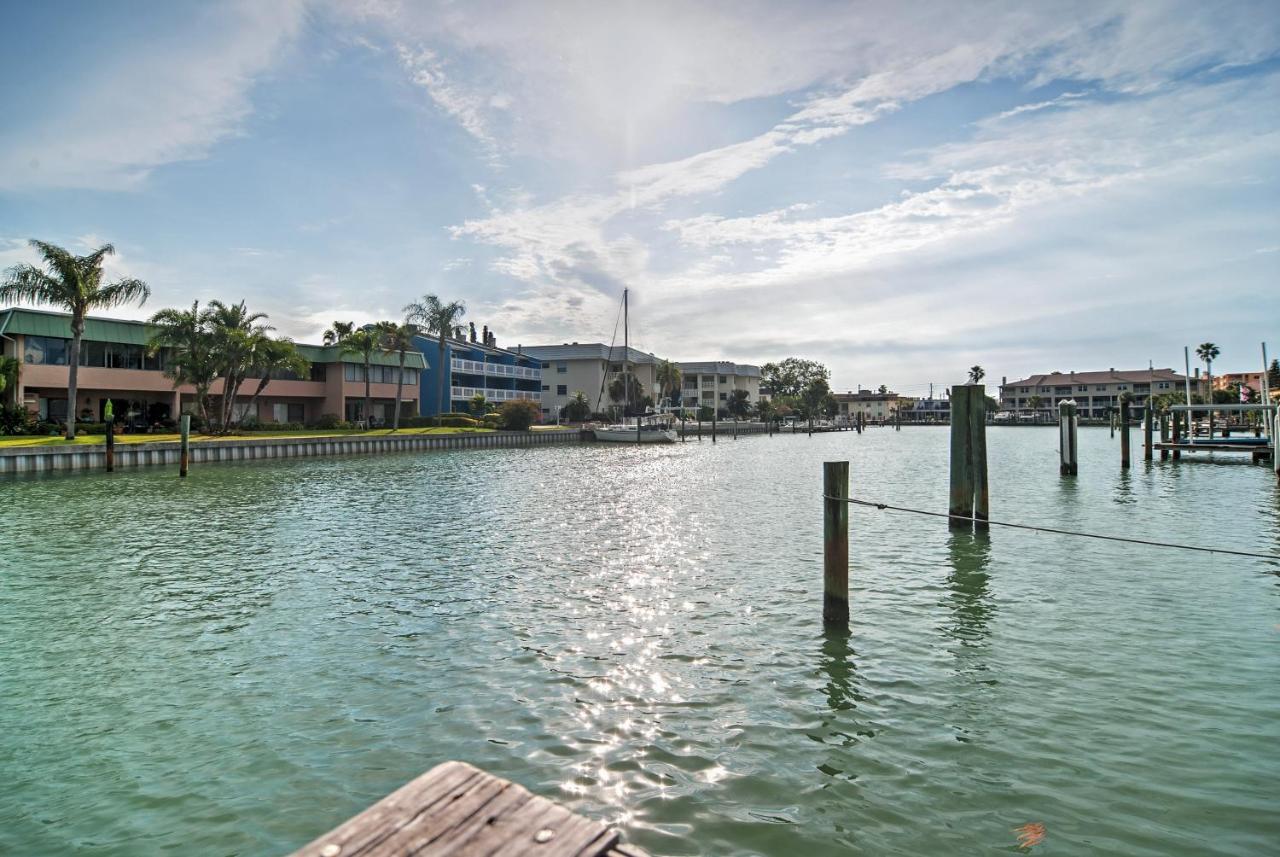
[591,288,677,444]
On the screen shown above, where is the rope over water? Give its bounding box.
[823,496,1280,561]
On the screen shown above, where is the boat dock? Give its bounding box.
[289,761,649,857]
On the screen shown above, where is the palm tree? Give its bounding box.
[1195,342,1219,396]
[968,365,985,384]
[655,359,682,407]
[1027,394,1043,420]
[325,321,382,426]
[378,321,418,430]
[149,302,217,428]
[243,337,309,424]
[205,299,271,430]
[562,391,591,422]
[0,356,19,401]
[0,240,150,438]
[403,295,465,416]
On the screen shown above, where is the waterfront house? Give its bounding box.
[523,343,660,420]
[413,322,541,416]
[998,368,1205,419]
[833,388,899,421]
[1214,370,1278,401]
[676,361,761,413]
[0,307,425,427]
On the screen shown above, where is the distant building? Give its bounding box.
[832,389,898,421]
[0,306,425,427]
[999,368,1205,419]
[676,361,761,412]
[523,343,660,420]
[908,396,950,422]
[413,322,541,416]
[1214,371,1277,401]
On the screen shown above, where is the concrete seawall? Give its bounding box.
[0,429,592,476]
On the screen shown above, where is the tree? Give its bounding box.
[243,337,309,424]
[1027,394,1043,418]
[206,299,271,430]
[404,295,465,416]
[562,391,591,422]
[1195,342,1219,396]
[800,377,831,419]
[0,356,19,401]
[1268,358,1280,391]
[756,397,775,422]
[498,398,540,430]
[655,359,682,407]
[822,392,839,418]
[726,389,752,420]
[325,322,382,426]
[761,358,830,399]
[968,365,985,384]
[469,392,489,417]
[608,371,647,414]
[878,384,888,395]
[149,302,218,428]
[379,321,417,430]
[1,240,150,438]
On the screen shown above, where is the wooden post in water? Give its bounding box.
[697,415,702,441]
[104,416,115,473]
[712,410,717,444]
[1058,399,1078,476]
[947,384,989,529]
[1119,399,1131,469]
[1143,406,1153,462]
[968,385,989,529]
[1159,412,1169,461]
[1172,410,1181,460]
[823,460,849,626]
[1110,408,1115,438]
[180,414,191,477]
[808,416,813,436]
[733,418,738,440]
[680,416,686,442]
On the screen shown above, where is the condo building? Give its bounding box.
[413,322,541,416]
[523,343,659,420]
[0,307,425,427]
[999,368,1205,419]
[676,361,761,412]
[832,389,899,421]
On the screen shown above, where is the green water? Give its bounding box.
[1,428,1277,855]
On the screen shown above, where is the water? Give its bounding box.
[2,428,1277,856]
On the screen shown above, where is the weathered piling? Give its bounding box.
[948,384,990,529]
[712,410,717,444]
[179,414,190,477]
[1172,410,1182,460]
[823,460,849,626]
[104,416,115,473]
[1058,399,1078,475]
[1143,406,1153,462]
[697,416,702,441]
[1110,409,1115,438]
[1159,413,1170,461]
[1120,400,1131,469]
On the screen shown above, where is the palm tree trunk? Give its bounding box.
[364,355,372,428]
[437,334,447,416]
[245,377,270,424]
[393,350,406,430]
[66,316,83,439]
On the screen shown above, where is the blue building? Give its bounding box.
[413,322,542,416]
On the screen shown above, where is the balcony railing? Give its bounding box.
[451,386,541,402]
[451,358,541,380]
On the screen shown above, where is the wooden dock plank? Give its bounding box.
[289,762,642,857]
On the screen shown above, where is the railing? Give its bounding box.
[451,386,540,402]
[451,358,541,380]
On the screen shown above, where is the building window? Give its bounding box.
[1076,385,1088,392]
[541,362,550,368]
[23,335,69,365]
[556,385,567,395]
[541,384,550,391]
[309,364,327,382]
[719,375,727,384]
[557,363,567,373]
[719,392,727,400]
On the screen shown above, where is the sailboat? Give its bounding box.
[593,289,677,444]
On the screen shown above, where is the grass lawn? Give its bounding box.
[0,426,511,449]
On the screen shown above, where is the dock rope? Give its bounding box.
[824,496,1280,561]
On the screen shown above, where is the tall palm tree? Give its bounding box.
[0,240,150,438]
[243,337,310,424]
[1195,342,1219,396]
[403,295,465,416]
[325,321,382,426]
[655,359,682,407]
[149,301,217,428]
[968,365,985,384]
[378,321,418,430]
[206,299,271,430]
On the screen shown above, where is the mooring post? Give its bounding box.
[1274,405,1280,478]
[808,416,813,436]
[969,384,989,529]
[1143,405,1153,462]
[680,416,685,442]
[1172,410,1182,460]
[697,416,702,441]
[1110,408,1115,438]
[733,418,738,440]
[823,460,850,626]
[948,384,975,528]
[1058,399,1078,476]
[180,414,191,477]
[1120,399,1131,469]
[104,415,115,473]
[712,410,717,444]
[1159,412,1169,461]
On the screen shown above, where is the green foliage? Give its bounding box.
[438,416,481,427]
[726,389,752,419]
[562,391,592,422]
[0,356,19,398]
[0,403,35,435]
[801,377,831,418]
[403,294,465,416]
[760,357,830,399]
[469,392,489,417]
[482,414,501,429]
[697,405,715,421]
[311,413,348,429]
[655,359,682,405]
[1269,358,1280,390]
[607,372,648,412]
[498,399,540,431]
[968,365,985,384]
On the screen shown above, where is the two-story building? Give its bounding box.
[832,389,899,422]
[0,307,425,427]
[998,368,1204,419]
[413,322,541,416]
[676,361,761,414]
[523,343,660,421]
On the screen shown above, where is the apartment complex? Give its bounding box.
[413,322,541,416]
[999,368,1204,419]
[677,361,761,412]
[0,307,425,427]
[523,343,659,420]
[832,389,900,421]
[1214,371,1278,401]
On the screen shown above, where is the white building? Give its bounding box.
[999,368,1206,419]
[523,343,660,420]
[833,389,899,421]
[677,361,761,414]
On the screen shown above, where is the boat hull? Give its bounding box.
[592,428,677,443]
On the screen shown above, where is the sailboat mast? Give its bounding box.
[623,289,630,415]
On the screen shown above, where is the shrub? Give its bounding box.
[498,399,540,431]
[438,416,480,428]
[310,413,347,430]
[439,411,474,420]
[0,404,35,435]
[398,416,437,428]
[75,422,108,435]
[482,415,501,429]
[35,420,61,435]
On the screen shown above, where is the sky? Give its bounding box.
[1,0,1277,395]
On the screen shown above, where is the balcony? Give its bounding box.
[451,358,541,380]
[451,386,541,402]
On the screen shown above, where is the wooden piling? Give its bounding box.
[1143,405,1153,462]
[104,416,115,473]
[1110,408,1115,438]
[697,416,702,441]
[1058,400,1078,476]
[1159,413,1169,460]
[180,414,191,477]
[823,460,849,626]
[968,386,989,529]
[948,385,974,528]
[1120,399,1131,468]
[1172,410,1182,460]
[712,410,717,444]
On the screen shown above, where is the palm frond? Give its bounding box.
[91,277,151,310]
[0,264,69,307]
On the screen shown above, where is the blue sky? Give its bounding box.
[1,0,1277,394]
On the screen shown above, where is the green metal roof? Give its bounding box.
[0,307,427,369]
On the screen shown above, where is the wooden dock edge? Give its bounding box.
[288,761,650,857]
